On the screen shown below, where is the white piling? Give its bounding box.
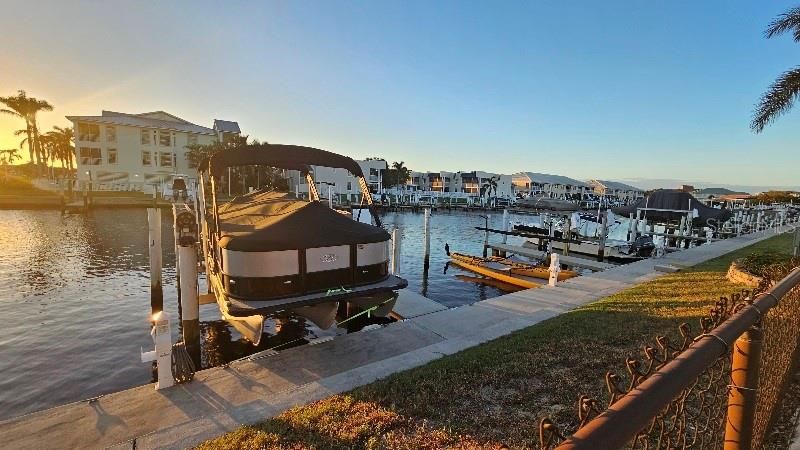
[141,311,174,390]
[548,253,560,287]
[502,209,509,244]
[148,208,163,314]
[423,208,431,269]
[391,227,401,275]
[177,244,200,364]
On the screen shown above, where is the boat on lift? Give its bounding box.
[196,144,408,344]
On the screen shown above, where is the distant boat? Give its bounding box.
[196,144,408,344]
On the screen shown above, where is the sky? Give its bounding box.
[1,0,799,191]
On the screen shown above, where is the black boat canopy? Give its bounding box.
[199,144,366,179]
[613,189,732,223]
[217,191,389,251]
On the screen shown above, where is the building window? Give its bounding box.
[187,134,198,146]
[347,181,352,191]
[78,123,100,142]
[107,148,117,164]
[142,150,152,166]
[159,131,172,147]
[159,152,173,167]
[106,125,116,142]
[79,147,101,165]
[141,129,151,145]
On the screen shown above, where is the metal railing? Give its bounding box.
[538,265,800,450]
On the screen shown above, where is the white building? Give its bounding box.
[67,110,240,190]
[293,159,388,203]
[588,179,645,202]
[512,172,591,199]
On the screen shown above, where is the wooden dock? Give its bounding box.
[486,242,616,271]
[0,226,792,450]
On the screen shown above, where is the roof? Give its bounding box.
[66,110,216,135]
[592,179,643,192]
[693,187,749,196]
[515,172,589,187]
[213,119,241,134]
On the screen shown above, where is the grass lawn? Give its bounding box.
[198,233,795,450]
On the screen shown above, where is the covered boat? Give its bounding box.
[614,189,732,224]
[197,144,407,343]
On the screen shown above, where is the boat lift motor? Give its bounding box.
[141,311,175,390]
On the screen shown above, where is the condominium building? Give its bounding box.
[66,110,240,190]
[512,172,591,199]
[587,179,645,202]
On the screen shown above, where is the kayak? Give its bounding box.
[449,254,543,289]
[449,252,578,281]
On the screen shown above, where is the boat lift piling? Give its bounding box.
[423,208,431,270]
[147,208,163,315]
[174,206,202,366]
[597,210,608,262]
[502,209,509,244]
[391,227,402,275]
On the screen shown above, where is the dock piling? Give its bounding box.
[502,209,509,244]
[597,210,607,262]
[548,253,560,287]
[177,244,201,366]
[423,208,431,270]
[391,227,402,275]
[148,208,163,315]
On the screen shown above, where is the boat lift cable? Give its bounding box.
[171,341,196,383]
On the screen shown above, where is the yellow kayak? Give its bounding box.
[449,255,541,289]
[450,252,578,281]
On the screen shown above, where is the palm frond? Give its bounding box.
[765,7,800,41]
[751,66,800,133]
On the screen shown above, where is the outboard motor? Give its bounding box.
[630,235,655,257]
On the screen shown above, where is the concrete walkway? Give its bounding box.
[0,227,791,450]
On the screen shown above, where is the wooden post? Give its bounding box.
[483,214,490,258]
[597,210,608,262]
[564,214,571,256]
[178,243,201,366]
[794,227,800,257]
[148,208,163,315]
[724,326,763,450]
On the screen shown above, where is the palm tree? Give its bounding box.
[0,149,21,180]
[0,91,53,170]
[481,175,499,203]
[752,6,800,132]
[0,92,35,165]
[44,126,75,171]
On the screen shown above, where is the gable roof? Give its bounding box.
[693,187,748,196]
[592,179,643,192]
[213,119,241,133]
[515,172,589,187]
[66,110,216,135]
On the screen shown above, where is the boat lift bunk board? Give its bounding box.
[196,144,408,344]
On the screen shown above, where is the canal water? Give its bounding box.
[0,208,528,421]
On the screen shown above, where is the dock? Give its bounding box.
[486,242,616,271]
[0,226,793,450]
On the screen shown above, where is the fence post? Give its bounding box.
[724,326,763,450]
[794,227,800,257]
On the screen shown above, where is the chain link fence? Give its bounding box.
[538,262,800,450]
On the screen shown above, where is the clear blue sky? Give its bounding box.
[2,0,799,190]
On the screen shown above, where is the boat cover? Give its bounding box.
[614,190,732,223]
[217,190,389,251]
[516,196,580,211]
[200,144,366,179]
